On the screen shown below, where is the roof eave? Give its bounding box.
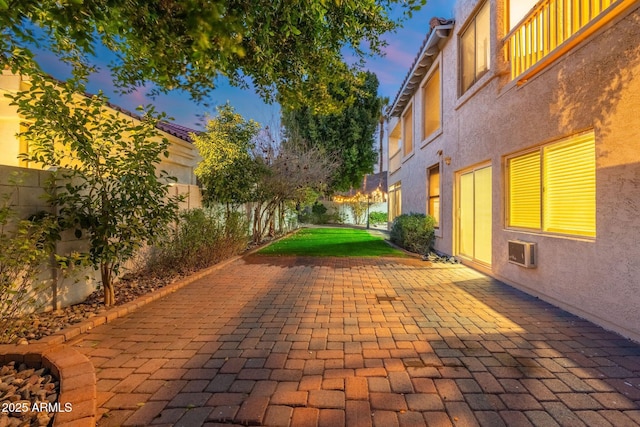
[389,23,454,118]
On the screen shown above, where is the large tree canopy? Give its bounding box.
[282,71,382,191]
[1,0,424,111]
[192,103,261,209]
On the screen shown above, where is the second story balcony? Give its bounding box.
[389,149,402,174]
[506,0,635,82]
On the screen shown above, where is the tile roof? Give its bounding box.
[337,171,388,198]
[15,72,201,143]
[106,102,200,143]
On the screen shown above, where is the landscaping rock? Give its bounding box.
[0,361,57,427]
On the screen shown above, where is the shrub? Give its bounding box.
[368,211,388,225]
[311,202,327,216]
[299,202,344,224]
[148,208,248,274]
[390,213,436,255]
[346,202,367,225]
[0,188,55,343]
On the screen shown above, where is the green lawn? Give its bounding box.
[257,227,406,257]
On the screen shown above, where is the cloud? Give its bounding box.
[380,43,419,69]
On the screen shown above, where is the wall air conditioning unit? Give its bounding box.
[508,240,537,268]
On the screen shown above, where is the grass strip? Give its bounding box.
[257,227,406,257]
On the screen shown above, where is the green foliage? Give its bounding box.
[9,72,181,306]
[258,227,405,257]
[299,202,344,225]
[312,202,328,216]
[369,211,388,225]
[148,208,249,273]
[0,181,55,343]
[390,213,436,255]
[1,0,426,112]
[248,130,338,242]
[347,202,368,225]
[192,104,261,208]
[282,72,382,191]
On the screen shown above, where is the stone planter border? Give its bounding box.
[0,344,96,427]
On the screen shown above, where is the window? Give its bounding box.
[388,123,402,172]
[402,106,413,156]
[389,182,402,222]
[460,1,490,94]
[422,66,441,139]
[427,165,440,227]
[507,131,595,237]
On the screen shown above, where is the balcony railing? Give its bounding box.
[506,0,623,81]
[389,150,402,173]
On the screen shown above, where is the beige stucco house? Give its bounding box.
[0,71,202,309]
[387,0,640,341]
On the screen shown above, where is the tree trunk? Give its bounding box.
[101,262,115,306]
[267,204,275,237]
[253,204,262,243]
[278,202,286,233]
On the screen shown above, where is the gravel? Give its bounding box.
[1,248,257,425]
[0,270,188,427]
[8,269,190,345]
[0,361,58,427]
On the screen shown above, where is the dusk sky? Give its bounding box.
[39,1,454,130]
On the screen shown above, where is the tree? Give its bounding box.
[192,107,336,243]
[9,73,181,306]
[250,133,337,242]
[281,71,382,191]
[191,104,261,212]
[1,0,425,112]
[347,201,368,225]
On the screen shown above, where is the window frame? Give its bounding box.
[427,164,441,229]
[388,121,403,173]
[388,182,402,222]
[506,131,596,238]
[459,0,491,95]
[402,104,413,157]
[422,64,441,141]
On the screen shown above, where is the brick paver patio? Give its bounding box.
[69,255,640,426]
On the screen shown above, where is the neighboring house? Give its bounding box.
[333,172,388,226]
[386,1,640,341]
[0,71,202,309]
[0,71,202,211]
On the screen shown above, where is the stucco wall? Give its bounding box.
[0,72,204,312]
[0,165,98,312]
[0,165,202,312]
[389,0,640,341]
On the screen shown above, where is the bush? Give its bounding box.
[148,208,249,273]
[390,213,436,255]
[0,191,55,343]
[346,202,367,225]
[368,211,388,225]
[298,202,344,224]
[311,202,327,216]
